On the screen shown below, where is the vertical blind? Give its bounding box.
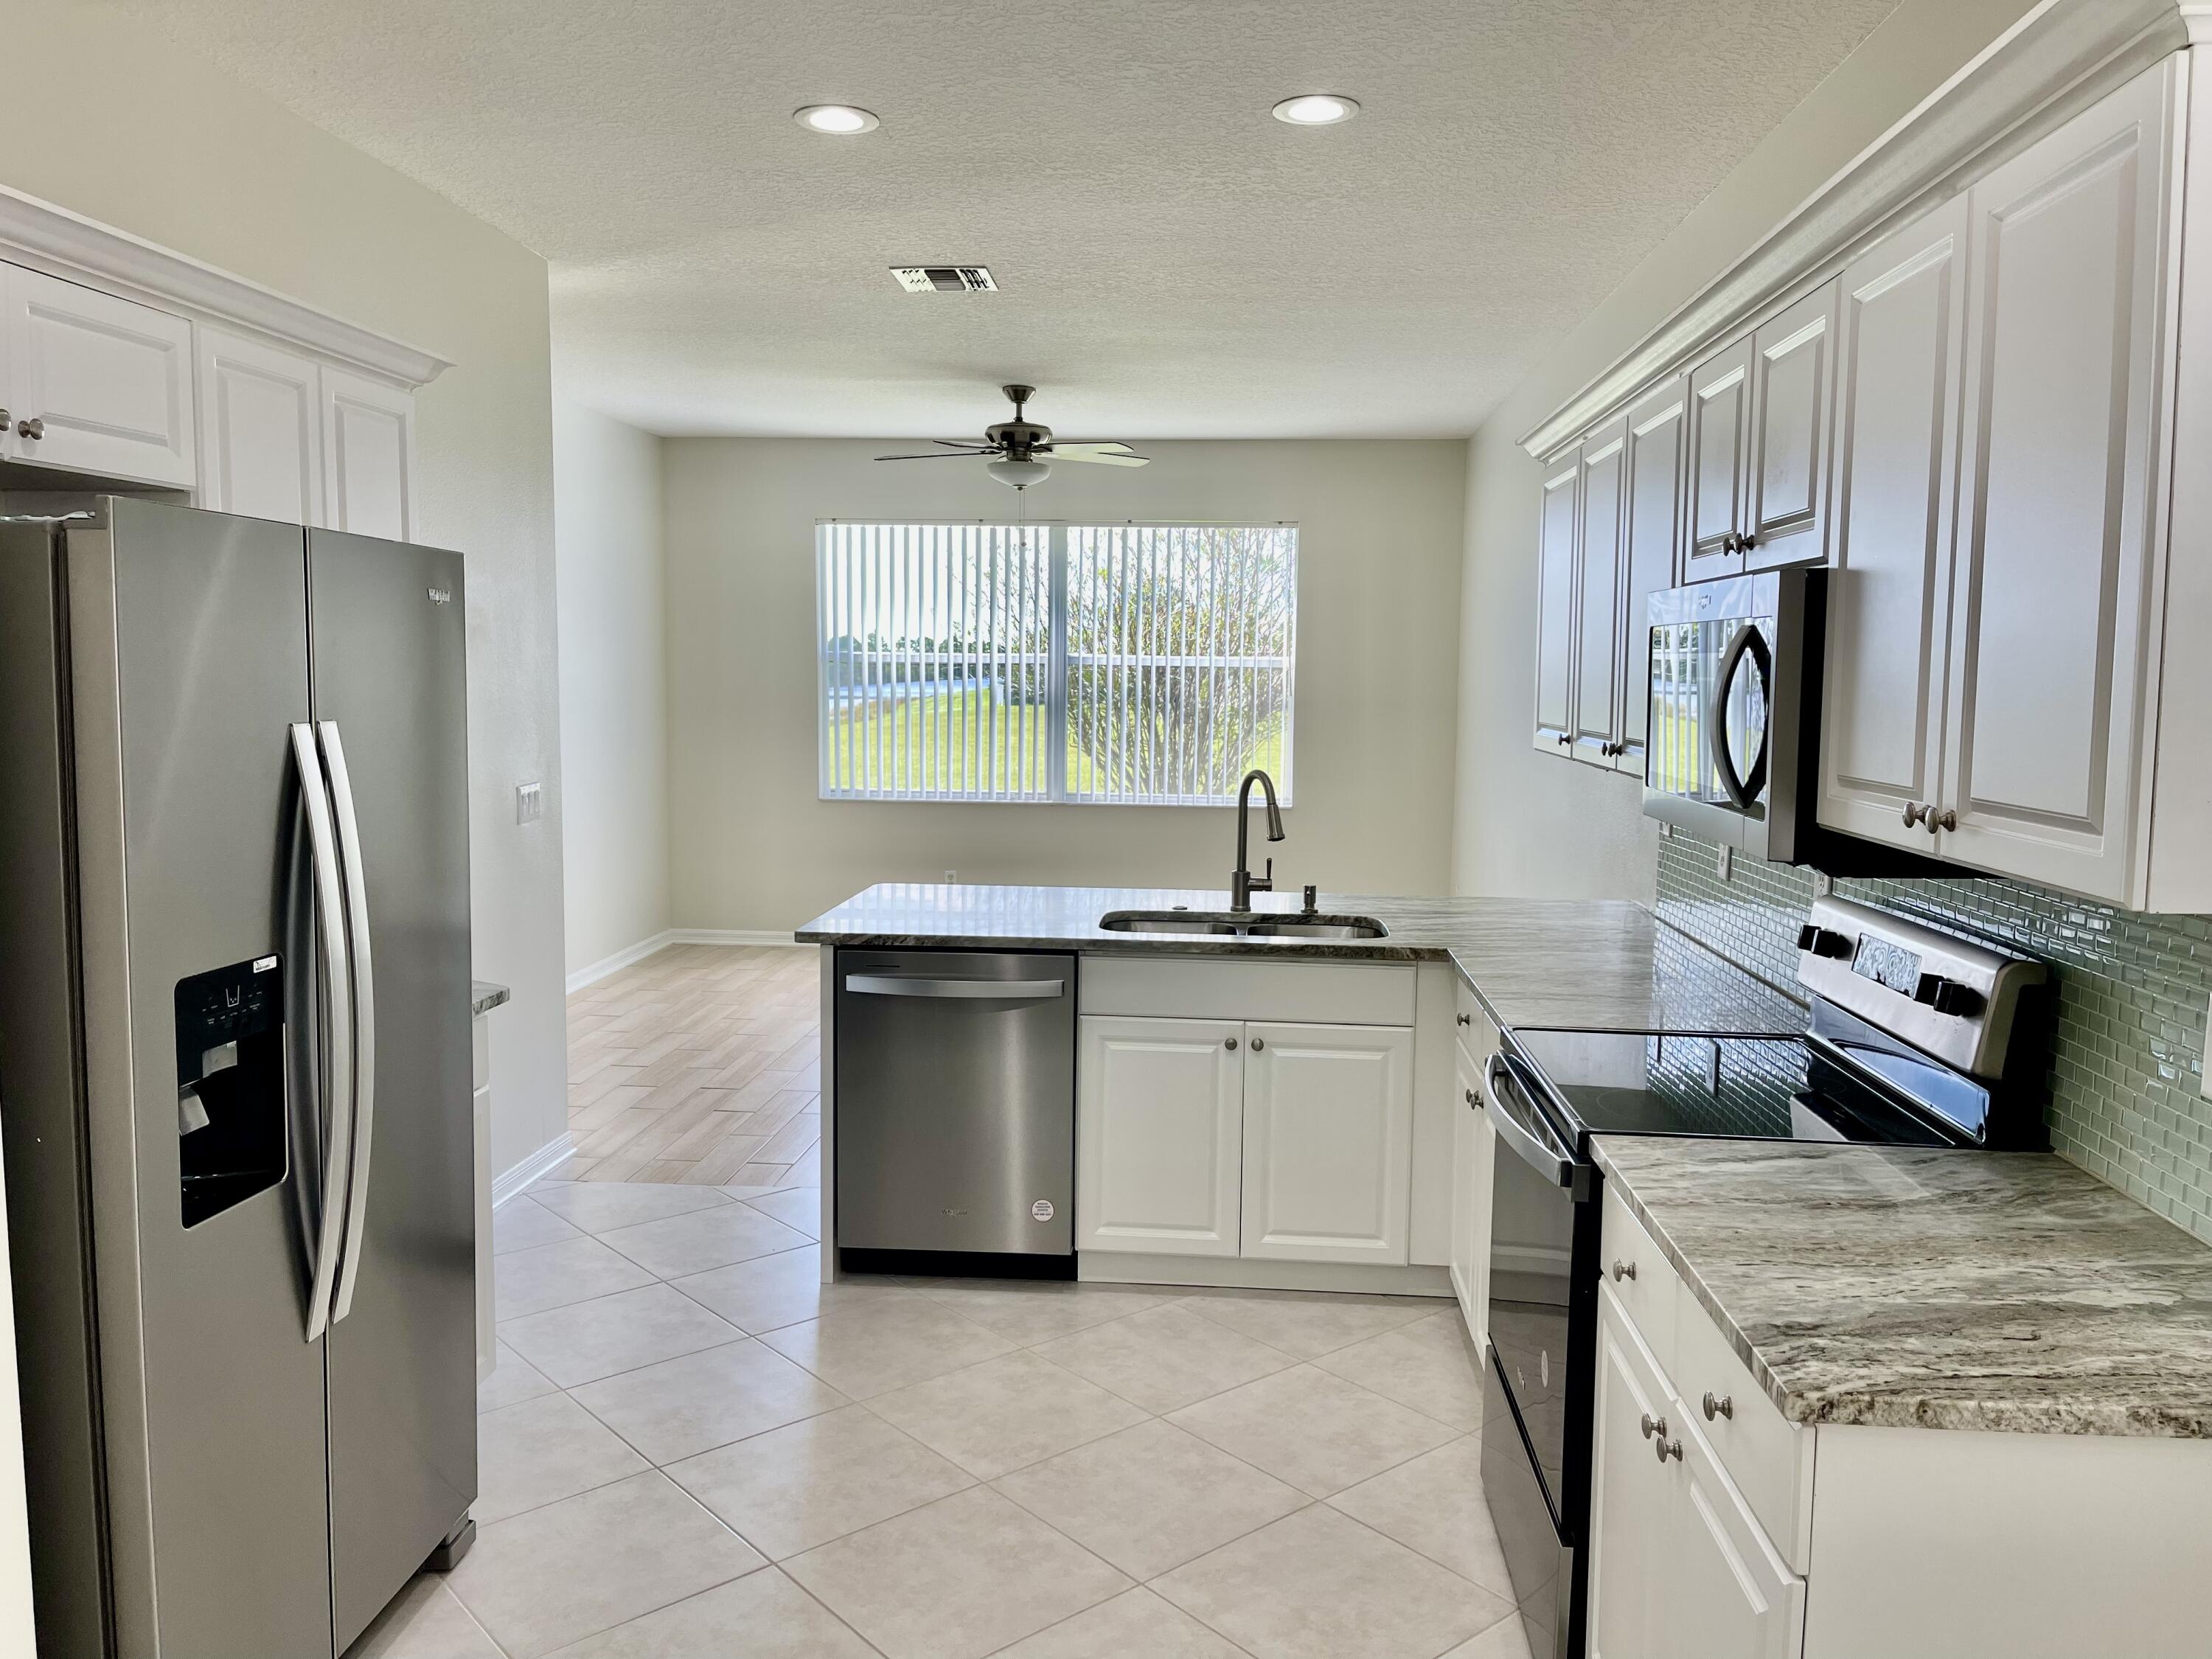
[817,522,1297,804]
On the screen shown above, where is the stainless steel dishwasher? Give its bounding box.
[834,948,1077,1274]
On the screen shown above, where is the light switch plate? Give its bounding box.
[1716,844,1732,882]
[515,781,542,824]
[1810,871,1833,897]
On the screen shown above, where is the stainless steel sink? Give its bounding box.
[1096,909,1390,941]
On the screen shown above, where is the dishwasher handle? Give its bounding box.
[845,974,1065,1001]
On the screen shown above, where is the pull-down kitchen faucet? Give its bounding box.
[1230,768,1285,911]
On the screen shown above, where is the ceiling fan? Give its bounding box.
[875,385,1150,490]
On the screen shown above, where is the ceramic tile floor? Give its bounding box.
[349,1175,1534,1659]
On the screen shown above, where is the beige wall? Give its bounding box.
[554,399,670,976]
[1452,0,2043,900]
[5,7,568,1179]
[663,439,1467,929]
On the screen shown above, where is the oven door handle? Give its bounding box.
[1709,621,1773,810]
[1484,1051,1577,1189]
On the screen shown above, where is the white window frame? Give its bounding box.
[815,519,1298,806]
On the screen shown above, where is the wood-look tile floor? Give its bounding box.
[562,945,821,1188]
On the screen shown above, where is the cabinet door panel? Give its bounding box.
[1077,1016,1243,1256]
[4,265,195,486]
[1660,1421,1806,1659]
[197,329,324,526]
[1941,66,2170,900]
[1819,201,1968,851]
[1746,279,1838,568]
[1573,420,1628,765]
[1240,1023,1412,1265]
[322,367,417,540]
[1534,448,1580,753]
[1618,378,1687,776]
[1590,1291,1670,1659]
[1685,338,1753,578]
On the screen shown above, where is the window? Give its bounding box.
[817,521,1297,804]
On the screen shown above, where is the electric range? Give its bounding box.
[1478,898,2048,1659]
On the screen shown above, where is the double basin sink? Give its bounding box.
[1097,908,1390,942]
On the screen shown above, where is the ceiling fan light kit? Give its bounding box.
[875,384,1150,490]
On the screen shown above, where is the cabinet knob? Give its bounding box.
[1640,1411,1666,1441]
[1739,533,1757,552]
[1902,801,1927,827]
[1929,808,1956,833]
[1456,1012,1472,1027]
[1702,1390,1734,1422]
[0,408,10,431]
[1655,1433,1683,1464]
[1464,1086,1482,1108]
[1610,1259,1636,1282]
[16,417,43,440]
[1224,1037,1238,1051]
[1250,1036,1265,1052]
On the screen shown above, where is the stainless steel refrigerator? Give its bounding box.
[0,498,478,1658]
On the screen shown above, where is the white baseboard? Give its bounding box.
[566,930,676,995]
[668,928,804,948]
[1077,1253,1454,1297]
[493,1133,577,1207]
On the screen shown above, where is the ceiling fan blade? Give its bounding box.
[1047,442,1136,454]
[1046,446,1150,467]
[874,451,992,461]
[932,439,998,449]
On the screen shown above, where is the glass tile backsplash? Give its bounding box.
[1655,834,2212,1244]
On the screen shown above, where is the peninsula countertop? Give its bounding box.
[1593,1136,2212,1438]
[794,883,1808,1034]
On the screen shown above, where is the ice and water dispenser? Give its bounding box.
[174,955,288,1227]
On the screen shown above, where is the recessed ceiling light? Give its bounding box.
[1272,94,1360,127]
[795,104,880,135]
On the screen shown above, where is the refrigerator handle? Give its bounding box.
[292,724,355,1343]
[319,720,377,1326]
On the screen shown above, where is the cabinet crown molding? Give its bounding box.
[1520,0,2189,458]
[0,184,453,389]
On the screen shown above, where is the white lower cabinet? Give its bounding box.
[1590,1284,1805,1659]
[1077,1012,1411,1266]
[1449,1008,1497,1348]
[1077,1016,1244,1256]
[1240,1023,1413,1265]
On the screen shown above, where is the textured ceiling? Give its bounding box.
[119,0,1899,438]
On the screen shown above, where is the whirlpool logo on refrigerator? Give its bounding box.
[427,587,453,605]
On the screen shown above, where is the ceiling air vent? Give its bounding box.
[890,265,998,293]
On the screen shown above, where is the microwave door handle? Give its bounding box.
[319,722,375,1324]
[1484,1052,1576,1188]
[291,724,353,1343]
[1708,622,1774,810]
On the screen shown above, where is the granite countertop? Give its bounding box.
[1592,1137,2212,1438]
[472,981,510,1015]
[794,883,1807,1035]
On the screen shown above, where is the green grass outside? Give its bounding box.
[825,686,1284,800]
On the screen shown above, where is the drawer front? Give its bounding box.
[1674,1282,1813,1571]
[1081,956,1416,1025]
[1600,1186,1678,1377]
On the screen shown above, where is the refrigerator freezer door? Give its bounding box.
[308,529,476,1651]
[88,499,337,1658]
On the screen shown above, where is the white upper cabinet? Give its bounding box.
[1684,338,1753,579]
[196,329,324,526]
[1077,1015,1244,1257]
[1618,377,1688,778]
[1573,419,1628,767]
[321,366,418,540]
[1819,199,1969,853]
[1935,65,2172,903]
[1533,447,1581,754]
[1745,279,1838,569]
[0,266,194,487]
[1239,1022,1413,1265]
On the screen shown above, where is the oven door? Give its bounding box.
[1480,1049,1599,1659]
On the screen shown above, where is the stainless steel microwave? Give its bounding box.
[1644,568,1823,861]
